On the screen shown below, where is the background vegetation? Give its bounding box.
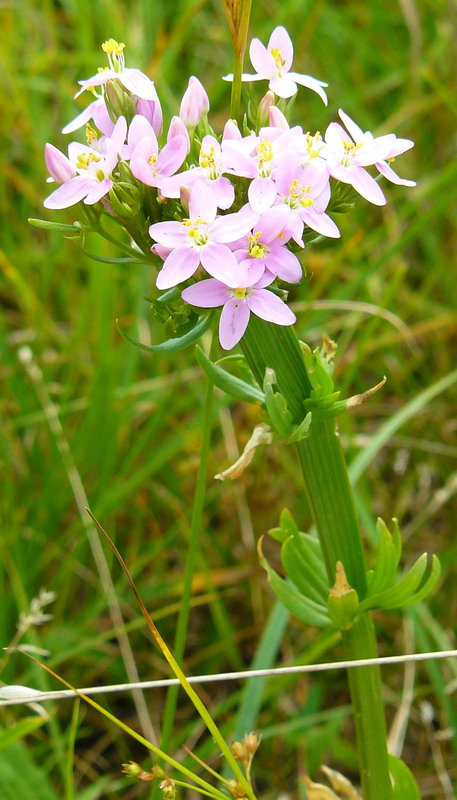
[1,0,456,797]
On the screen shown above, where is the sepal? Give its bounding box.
[263,369,313,442]
[195,346,264,404]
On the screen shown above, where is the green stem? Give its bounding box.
[240,317,392,800]
[229,0,252,124]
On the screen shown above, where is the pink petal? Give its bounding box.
[268,26,294,72]
[219,297,251,350]
[350,166,386,206]
[210,177,235,210]
[265,247,302,282]
[301,208,341,238]
[45,144,75,183]
[182,279,230,308]
[148,221,187,248]
[236,257,267,287]
[209,204,259,244]
[75,71,115,97]
[128,115,156,152]
[62,100,102,135]
[249,38,276,78]
[255,204,290,242]
[248,177,277,213]
[247,289,296,325]
[385,138,414,158]
[156,136,188,177]
[354,135,396,166]
[200,242,240,286]
[269,76,298,99]
[189,180,217,223]
[376,161,416,187]
[338,109,365,143]
[84,178,112,205]
[92,102,115,136]
[156,246,201,290]
[136,98,163,136]
[43,176,91,209]
[120,68,158,101]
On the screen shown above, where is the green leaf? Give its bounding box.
[367,518,402,597]
[400,554,441,607]
[389,755,421,800]
[361,553,429,611]
[287,411,312,443]
[282,532,329,604]
[259,541,330,627]
[195,345,264,404]
[28,217,81,233]
[263,369,293,436]
[116,312,213,354]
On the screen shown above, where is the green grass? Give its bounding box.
[1,0,456,797]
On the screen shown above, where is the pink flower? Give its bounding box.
[232,205,303,284]
[43,117,127,209]
[335,112,416,189]
[321,110,408,205]
[44,144,76,184]
[160,135,235,210]
[182,273,296,350]
[224,26,328,104]
[275,155,340,242]
[179,76,209,127]
[128,116,188,189]
[148,181,258,290]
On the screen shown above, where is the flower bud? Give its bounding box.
[230,741,247,761]
[137,97,163,136]
[44,144,75,184]
[179,76,209,128]
[167,116,190,154]
[222,119,242,141]
[268,106,290,130]
[327,562,359,630]
[243,731,260,755]
[257,91,275,128]
[160,778,176,798]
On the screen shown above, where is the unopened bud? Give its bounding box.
[257,91,275,128]
[327,562,359,630]
[44,144,75,184]
[179,76,209,128]
[222,119,242,141]
[167,116,190,154]
[137,97,163,136]
[121,761,155,781]
[268,106,290,131]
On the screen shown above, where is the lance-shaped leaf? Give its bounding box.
[195,345,264,404]
[366,518,403,597]
[360,553,440,611]
[269,507,299,544]
[263,368,294,436]
[258,537,331,628]
[116,312,213,355]
[282,530,330,605]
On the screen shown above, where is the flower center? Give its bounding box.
[85,123,98,147]
[248,231,267,258]
[182,216,209,246]
[288,179,314,208]
[270,47,286,75]
[341,139,361,167]
[233,288,247,299]
[305,131,324,159]
[257,139,274,177]
[199,145,218,179]
[147,154,158,174]
[76,151,102,170]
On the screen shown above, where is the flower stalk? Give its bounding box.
[240,317,392,800]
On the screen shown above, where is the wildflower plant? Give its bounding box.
[30,4,439,799]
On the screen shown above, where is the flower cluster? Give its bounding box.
[43,30,415,350]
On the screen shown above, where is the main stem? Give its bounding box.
[241,317,392,800]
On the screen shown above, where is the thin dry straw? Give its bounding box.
[1,649,456,707]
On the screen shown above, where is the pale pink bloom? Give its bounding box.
[224,26,328,104]
[321,110,409,205]
[43,117,127,209]
[337,110,415,186]
[75,67,158,102]
[275,155,340,242]
[44,144,76,184]
[182,273,295,350]
[179,76,209,127]
[128,116,188,189]
[232,205,303,284]
[167,116,190,153]
[161,135,235,210]
[62,98,115,136]
[148,181,258,290]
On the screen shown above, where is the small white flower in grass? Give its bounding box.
[224,26,328,104]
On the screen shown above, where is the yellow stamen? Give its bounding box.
[270,47,285,72]
[102,39,125,57]
[234,288,247,299]
[85,123,98,146]
[76,151,101,170]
